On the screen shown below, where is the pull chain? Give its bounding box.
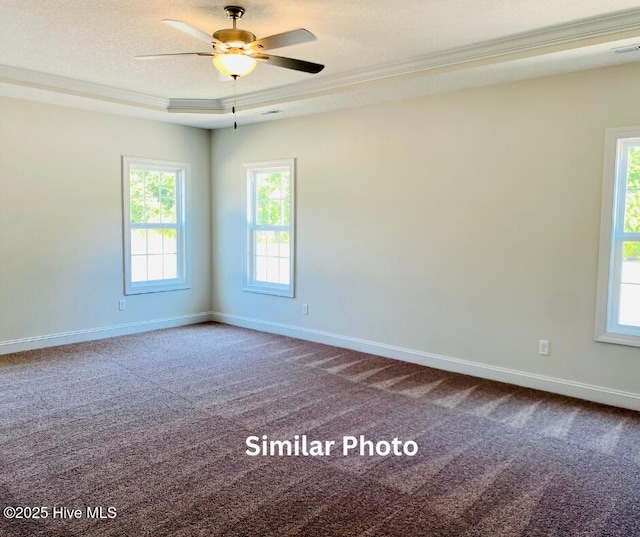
[232,74,238,130]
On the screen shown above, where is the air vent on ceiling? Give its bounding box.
[613,44,640,54]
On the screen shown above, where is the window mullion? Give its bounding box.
[253,224,288,232]
[131,223,178,229]
[615,232,640,240]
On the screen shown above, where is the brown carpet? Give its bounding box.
[1,322,639,536]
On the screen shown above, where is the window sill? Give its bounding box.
[244,283,294,298]
[125,283,191,295]
[595,332,640,348]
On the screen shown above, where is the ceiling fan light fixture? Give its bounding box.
[213,52,257,77]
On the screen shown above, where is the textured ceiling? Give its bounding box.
[2,1,640,129]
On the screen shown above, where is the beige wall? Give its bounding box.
[2,62,639,407]
[0,98,212,349]
[211,62,640,406]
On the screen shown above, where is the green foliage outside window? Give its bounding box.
[129,169,177,237]
[255,172,290,245]
[624,147,640,259]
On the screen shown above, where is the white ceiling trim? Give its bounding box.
[0,65,169,111]
[3,8,640,117]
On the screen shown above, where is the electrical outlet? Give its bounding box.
[538,339,549,356]
[119,299,126,311]
[302,303,309,315]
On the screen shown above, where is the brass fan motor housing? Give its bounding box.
[213,28,256,45]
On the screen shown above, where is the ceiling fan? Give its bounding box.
[137,5,325,79]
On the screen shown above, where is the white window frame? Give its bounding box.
[243,159,295,297]
[595,127,640,346]
[122,156,190,295]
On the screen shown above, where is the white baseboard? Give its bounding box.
[211,311,640,412]
[0,312,213,355]
[4,310,639,412]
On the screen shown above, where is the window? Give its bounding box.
[244,159,295,297]
[595,127,640,346]
[122,156,189,295]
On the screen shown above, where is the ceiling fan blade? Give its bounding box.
[162,19,214,43]
[135,52,215,59]
[258,54,324,74]
[247,28,316,51]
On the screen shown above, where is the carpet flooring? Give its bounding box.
[1,322,640,536]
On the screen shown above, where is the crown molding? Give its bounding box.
[0,64,169,110]
[3,8,640,116]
